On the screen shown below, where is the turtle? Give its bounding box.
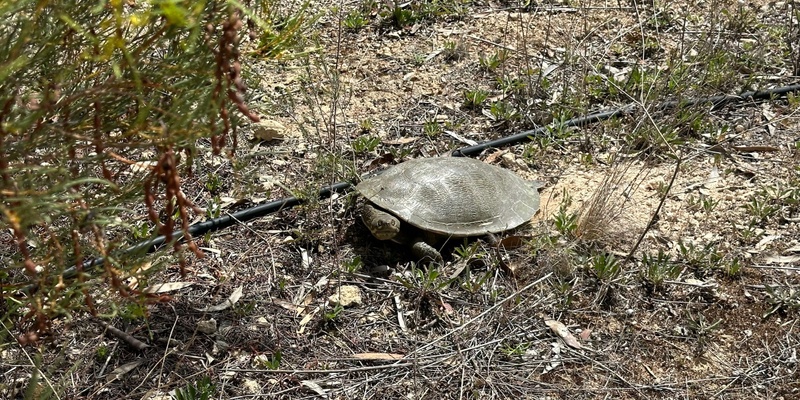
[355,156,540,262]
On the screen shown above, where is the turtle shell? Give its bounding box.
[356,157,540,237]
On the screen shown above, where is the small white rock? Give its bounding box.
[242,378,261,394]
[328,285,363,307]
[252,119,286,141]
[197,319,217,334]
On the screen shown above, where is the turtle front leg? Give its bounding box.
[411,240,443,263]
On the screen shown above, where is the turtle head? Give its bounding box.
[361,203,401,241]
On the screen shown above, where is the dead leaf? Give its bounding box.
[754,235,781,252]
[301,380,327,397]
[545,320,582,349]
[784,244,800,253]
[579,328,592,341]
[352,352,404,360]
[483,150,507,164]
[130,161,157,174]
[384,136,417,145]
[764,254,800,264]
[297,306,319,334]
[443,130,478,146]
[196,286,243,312]
[497,235,527,250]
[143,281,194,293]
[106,360,143,383]
[273,299,301,313]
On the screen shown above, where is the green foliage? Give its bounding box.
[352,135,381,154]
[453,240,485,261]
[343,256,363,273]
[553,191,578,237]
[744,192,780,223]
[397,264,453,294]
[442,40,467,61]
[463,89,488,109]
[685,313,722,347]
[205,172,223,194]
[488,101,519,123]
[382,3,418,28]
[641,249,681,287]
[590,253,621,282]
[423,120,441,137]
[479,50,508,71]
[174,376,216,400]
[323,304,344,322]
[255,350,282,370]
[500,342,531,357]
[343,10,369,31]
[0,0,308,332]
[763,285,800,319]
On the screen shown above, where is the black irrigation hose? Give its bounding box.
[453,83,800,157]
[22,83,800,293]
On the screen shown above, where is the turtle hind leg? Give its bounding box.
[411,241,443,263]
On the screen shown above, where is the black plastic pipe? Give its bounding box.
[23,83,800,292]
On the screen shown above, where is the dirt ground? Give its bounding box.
[3,0,800,399]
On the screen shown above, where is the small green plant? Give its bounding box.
[488,101,519,122]
[387,146,414,160]
[174,376,216,400]
[463,89,489,109]
[479,50,508,71]
[343,256,363,273]
[460,268,493,294]
[423,120,441,137]
[383,4,417,28]
[205,172,222,193]
[260,350,282,370]
[343,10,369,30]
[352,135,381,154]
[359,118,374,133]
[744,192,779,223]
[397,264,453,294]
[547,114,577,140]
[442,40,467,61]
[678,240,722,273]
[763,285,800,318]
[553,191,578,237]
[642,249,682,287]
[724,257,743,277]
[686,313,722,348]
[550,279,574,308]
[495,75,526,94]
[500,342,531,357]
[233,300,258,318]
[732,220,758,242]
[324,304,344,322]
[590,253,622,282]
[131,221,152,240]
[624,127,683,153]
[701,196,718,213]
[207,196,222,219]
[95,345,109,362]
[453,240,486,261]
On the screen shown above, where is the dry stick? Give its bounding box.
[93,319,150,352]
[623,157,682,266]
[225,362,414,374]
